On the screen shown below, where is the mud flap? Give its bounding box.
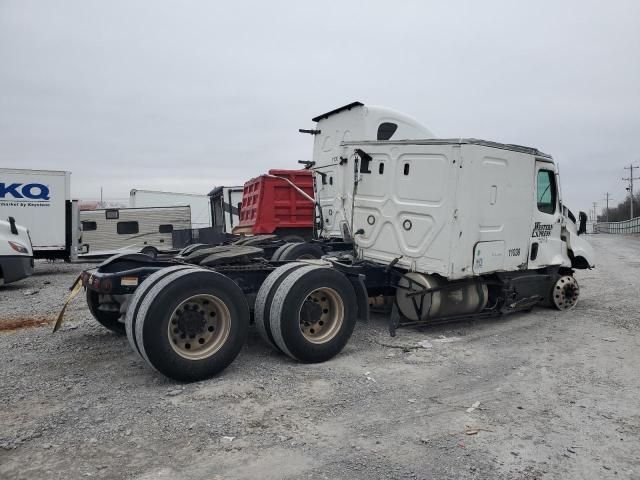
[349,274,369,323]
[53,275,84,332]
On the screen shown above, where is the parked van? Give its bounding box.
[0,217,34,285]
[80,206,191,257]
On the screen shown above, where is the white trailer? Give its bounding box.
[0,168,81,260]
[130,189,211,228]
[208,186,243,233]
[80,206,191,257]
[0,217,34,285]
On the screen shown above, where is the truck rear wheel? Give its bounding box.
[140,246,158,259]
[124,265,198,356]
[135,269,249,382]
[178,244,209,257]
[254,262,307,350]
[269,265,357,362]
[271,243,293,261]
[278,242,324,261]
[86,289,125,335]
[551,275,580,310]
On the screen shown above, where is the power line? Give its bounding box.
[622,164,640,220]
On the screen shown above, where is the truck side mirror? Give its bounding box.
[8,216,18,235]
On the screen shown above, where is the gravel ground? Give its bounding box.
[0,235,639,480]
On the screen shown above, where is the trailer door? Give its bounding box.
[528,161,566,269]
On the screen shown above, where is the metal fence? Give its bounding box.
[594,217,640,234]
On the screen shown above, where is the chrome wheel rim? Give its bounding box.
[552,275,580,310]
[298,287,344,344]
[168,294,231,360]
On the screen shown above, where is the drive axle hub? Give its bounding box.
[168,294,231,360]
[298,287,344,344]
[176,306,206,337]
[551,275,580,310]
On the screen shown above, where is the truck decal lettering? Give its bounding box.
[531,222,552,238]
[0,183,23,199]
[21,183,50,200]
[0,182,50,201]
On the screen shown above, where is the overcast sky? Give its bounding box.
[1,0,639,214]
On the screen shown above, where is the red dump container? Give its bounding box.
[234,169,314,236]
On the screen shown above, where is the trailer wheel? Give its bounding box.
[141,247,158,259]
[124,265,198,356]
[270,266,357,362]
[135,269,249,381]
[86,289,125,334]
[271,243,293,261]
[278,242,324,261]
[254,262,307,350]
[551,275,580,310]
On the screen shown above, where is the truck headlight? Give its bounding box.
[8,241,29,254]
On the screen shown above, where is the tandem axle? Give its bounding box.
[70,247,579,382]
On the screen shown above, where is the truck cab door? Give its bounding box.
[314,158,351,239]
[528,162,568,269]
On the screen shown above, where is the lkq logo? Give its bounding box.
[0,182,51,206]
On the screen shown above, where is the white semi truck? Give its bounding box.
[0,217,34,285]
[0,168,82,261]
[66,102,594,382]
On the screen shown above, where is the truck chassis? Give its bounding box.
[74,244,578,382]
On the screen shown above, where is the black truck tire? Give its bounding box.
[271,243,294,261]
[135,269,250,382]
[281,235,305,243]
[178,243,209,257]
[254,262,307,351]
[269,265,357,363]
[278,242,324,261]
[124,265,199,357]
[140,246,158,259]
[86,289,125,335]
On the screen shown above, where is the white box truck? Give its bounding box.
[129,189,211,229]
[0,168,81,261]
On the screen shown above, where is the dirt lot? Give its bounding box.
[0,235,638,480]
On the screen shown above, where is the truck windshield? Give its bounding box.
[537,170,556,214]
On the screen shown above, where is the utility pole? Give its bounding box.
[623,164,640,220]
[603,192,612,222]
